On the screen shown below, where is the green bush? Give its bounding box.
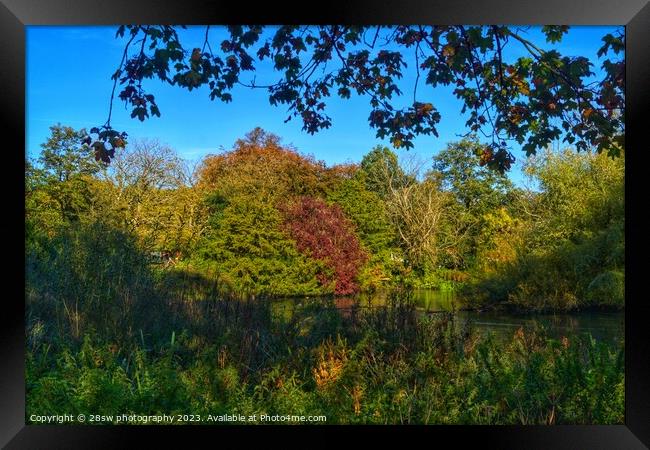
[586,270,624,307]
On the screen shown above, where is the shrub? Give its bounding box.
[586,270,624,307]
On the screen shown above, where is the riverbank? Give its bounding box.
[27,292,624,425]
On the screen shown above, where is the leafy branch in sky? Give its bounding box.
[91,25,624,173]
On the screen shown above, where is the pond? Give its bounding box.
[269,289,624,346]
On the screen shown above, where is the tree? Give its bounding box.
[99,139,207,253]
[327,172,395,255]
[26,125,104,229]
[358,146,412,200]
[385,177,447,270]
[198,193,325,296]
[106,138,186,191]
[38,125,104,182]
[431,137,514,211]
[522,148,625,248]
[472,147,625,310]
[327,171,400,290]
[198,127,329,202]
[281,196,367,295]
[91,25,624,172]
[430,137,517,267]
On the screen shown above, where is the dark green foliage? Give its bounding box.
[586,271,624,307]
[196,194,326,296]
[38,124,105,181]
[431,137,513,212]
[327,173,395,255]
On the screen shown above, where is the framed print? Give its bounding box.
[3,0,649,448]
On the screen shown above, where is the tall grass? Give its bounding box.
[25,222,624,424]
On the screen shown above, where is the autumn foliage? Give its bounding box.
[193,128,371,295]
[28,125,623,306]
[282,196,367,295]
[198,128,331,200]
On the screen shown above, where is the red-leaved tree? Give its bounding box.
[282,197,367,295]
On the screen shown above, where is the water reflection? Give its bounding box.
[270,289,624,345]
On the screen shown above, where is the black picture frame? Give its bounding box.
[3,0,648,448]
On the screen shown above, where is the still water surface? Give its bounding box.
[269,289,624,345]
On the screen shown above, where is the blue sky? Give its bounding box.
[26,25,620,185]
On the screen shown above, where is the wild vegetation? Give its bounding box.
[27,295,624,425]
[25,124,624,424]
